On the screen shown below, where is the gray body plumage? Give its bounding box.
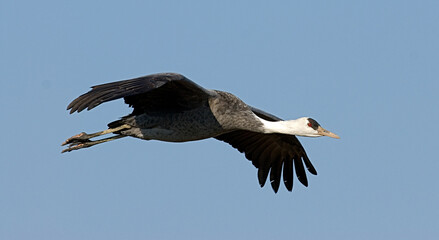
[109,90,264,142]
[119,107,224,142]
[64,73,317,193]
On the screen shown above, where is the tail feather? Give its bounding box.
[108,119,125,129]
[108,114,134,129]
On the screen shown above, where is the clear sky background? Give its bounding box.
[1,0,438,239]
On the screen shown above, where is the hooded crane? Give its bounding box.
[62,73,339,193]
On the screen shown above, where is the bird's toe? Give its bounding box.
[61,132,90,146]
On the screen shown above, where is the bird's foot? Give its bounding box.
[61,134,127,153]
[61,132,91,146]
[61,125,130,153]
[61,141,93,153]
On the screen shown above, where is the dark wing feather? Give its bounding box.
[67,73,212,114]
[215,107,317,193]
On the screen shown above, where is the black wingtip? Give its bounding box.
[270,180,280,193]
[283,159,293,192]
[303,154,318,175]
[284,180,293,192]
[257,168,269,188]
[298,176,309,187]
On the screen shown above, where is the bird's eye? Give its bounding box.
[307,122,312,127]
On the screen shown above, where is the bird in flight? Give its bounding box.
[62,73,339,193]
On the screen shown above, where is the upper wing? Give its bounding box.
[67,73,213,114]
[215,107,317,193]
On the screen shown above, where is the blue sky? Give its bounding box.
[1,0,438,239]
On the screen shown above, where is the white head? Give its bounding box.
[288,117,340,138]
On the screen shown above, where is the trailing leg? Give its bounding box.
[62,135,127,153]
[61,124,131,146]
[61,124,131,153]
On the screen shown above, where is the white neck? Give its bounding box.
[258,117,319,137]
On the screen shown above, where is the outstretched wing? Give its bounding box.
[67,73,213,114]
[215,107,317,193]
